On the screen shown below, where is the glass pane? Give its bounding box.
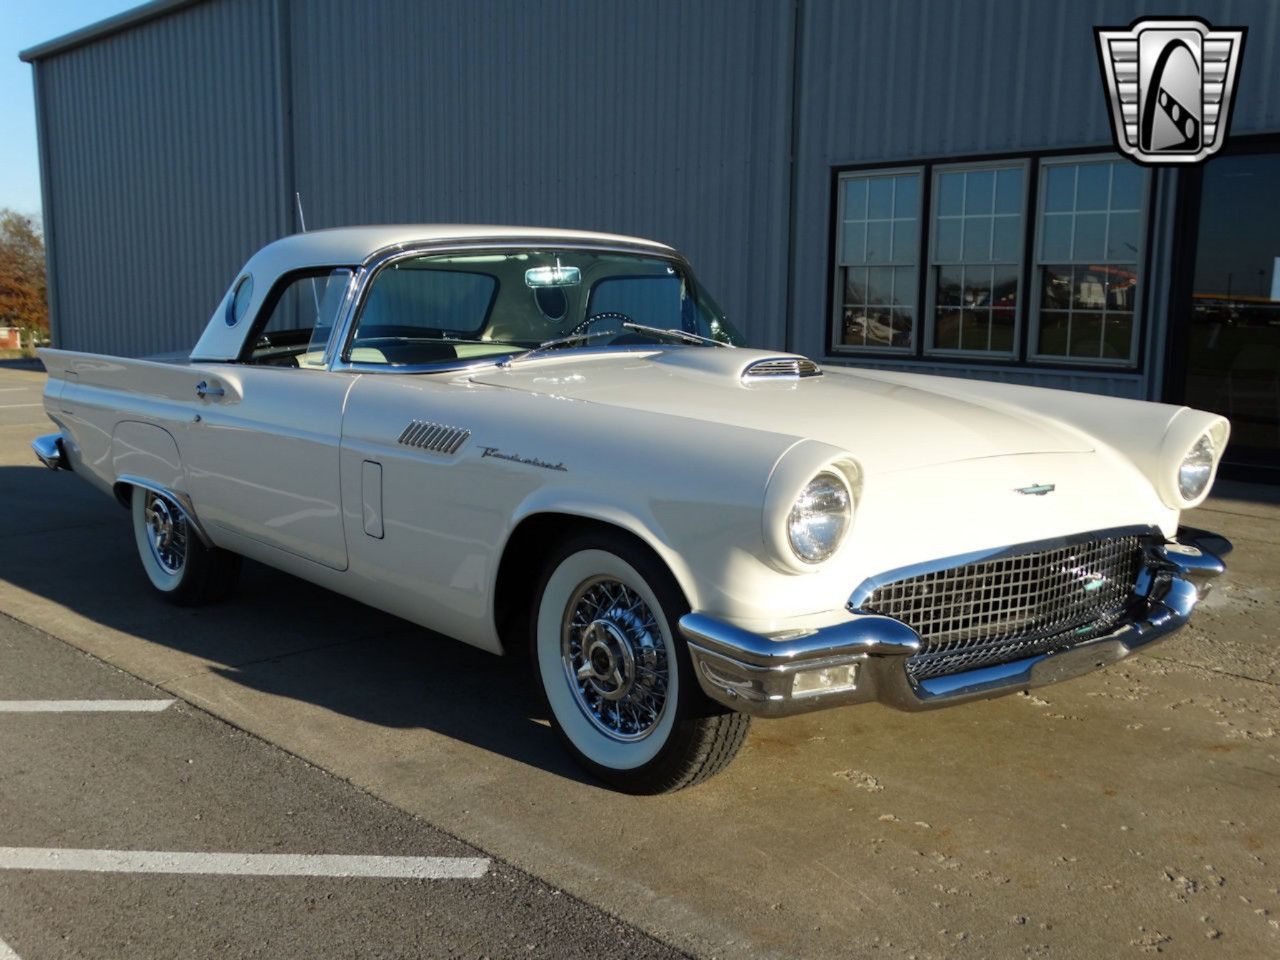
[1042,265,1072,310]
[1044,165,1075,213]
[893,266,917,307]
[995,168,1022,214]
[1101,312,1134,360]
[1108,212,1139,260]
[895,176,919,218]
[1073,212,1107,260]
[1106,265,1138,310]
[993,216,1021,262]
[889,307,915,349]
[843,178,868,220]
[1068,311,1105,357]
[843,266,868,305]
[868,177,894,219]
[990,308,1016,352]
[891,220,917,262]
[960,310,992,350]
[964,170,994,215]
[992,266,1019,312]
[963,216,993,261]
[841,222,866,265]
[937,172,965,217]
[1042,214,1071,261]
[867,266,894,304]
[1111,163,1142,210]
[1076,163,1111,211]
[935,218,962,263]
[866,220,892,263]
[962,265,993,309]
[936,265,963,306]
[1073,267,1108,310]
[934,307,961,349]
[1038,311,1071,356]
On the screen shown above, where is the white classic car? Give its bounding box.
[33,225,1231,793]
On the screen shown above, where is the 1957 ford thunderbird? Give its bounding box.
[32,225,1230,793]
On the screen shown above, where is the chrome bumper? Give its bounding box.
[31,432,67,471]
[678,530,1228,719]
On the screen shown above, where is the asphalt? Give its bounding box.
[1,364,1277,959]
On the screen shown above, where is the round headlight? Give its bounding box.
[787,472,852,563]
[1178,433,1216,501]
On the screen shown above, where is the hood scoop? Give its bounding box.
[741,357,823,381]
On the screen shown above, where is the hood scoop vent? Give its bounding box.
[741,357,823,381]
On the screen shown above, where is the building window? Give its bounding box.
[829,153,1149,369]
[1032,159,1143,364]
[834,169,920,352]
[927,162,1026,358]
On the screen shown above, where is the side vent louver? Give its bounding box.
[742,357,823,381]
[397,420,471,455]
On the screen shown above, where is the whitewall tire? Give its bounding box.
[131,486,240,605]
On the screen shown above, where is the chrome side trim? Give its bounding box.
[112,475,213,548]
[31,433,65,470]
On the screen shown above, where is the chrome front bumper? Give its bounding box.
[679,530,1228,718]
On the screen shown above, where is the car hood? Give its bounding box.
[469,348,1095,473]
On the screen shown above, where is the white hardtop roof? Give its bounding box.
[245,224,677,274]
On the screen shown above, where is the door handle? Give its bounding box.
[195,380,225,399]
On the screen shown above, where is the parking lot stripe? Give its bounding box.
[0,700,175,713]
[0,848,489,879]
[0,935,20,960]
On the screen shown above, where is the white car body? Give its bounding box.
[33,225,1231,792]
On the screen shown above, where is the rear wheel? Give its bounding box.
[531,530,750,793]
[131,486,240,605]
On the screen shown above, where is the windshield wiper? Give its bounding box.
[620,322,730,347]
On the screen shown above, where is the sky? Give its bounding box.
[1,1,142,217]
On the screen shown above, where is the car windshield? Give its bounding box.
[343,248,744,367]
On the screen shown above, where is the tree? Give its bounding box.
[0,209,49,349]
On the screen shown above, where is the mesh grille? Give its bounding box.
[397,420,471,455]
[858,535,1145,681]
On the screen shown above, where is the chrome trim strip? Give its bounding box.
[741,357,822,380]
[31,433,65,470]
[112,475,213,548]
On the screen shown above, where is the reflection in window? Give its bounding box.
[1034,160,1143,364]
[929,164,1024,356]
[834,170,920,351]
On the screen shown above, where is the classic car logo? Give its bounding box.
[480,446,567,472]
[1095,17,1246,165]
[1014,483,1056,496]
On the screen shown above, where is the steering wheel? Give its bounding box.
[563,311,635,343]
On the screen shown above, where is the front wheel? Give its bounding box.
[532,530,750,793]
[131,486,240,606]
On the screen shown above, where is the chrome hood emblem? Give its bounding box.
[1014,483,1056,496]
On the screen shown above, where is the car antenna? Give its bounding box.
[295,192,309,233]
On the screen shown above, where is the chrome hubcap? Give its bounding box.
[562,577,668,742]
[144,493,187,575]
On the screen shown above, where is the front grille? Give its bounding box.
[856,535,1146,681]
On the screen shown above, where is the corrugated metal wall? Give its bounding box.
[33,0,285,356]
[28,0,1280,387]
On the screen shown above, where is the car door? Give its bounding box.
[179,269,355,571]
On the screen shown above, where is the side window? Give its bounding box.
[244,268,353,368]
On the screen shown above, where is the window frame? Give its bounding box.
[829,165,924,357]
[827,150,1152,373]
[1027,155,1150,368]
[923,158,1030,361]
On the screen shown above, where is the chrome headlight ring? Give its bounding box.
[787,471,853,564]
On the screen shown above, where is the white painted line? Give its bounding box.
[0,403,43,408]
[0,848,490,879]
[0,935,21,960]
[0,700,175,713]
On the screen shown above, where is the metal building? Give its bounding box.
[21,0,1280,478]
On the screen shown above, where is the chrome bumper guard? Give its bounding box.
[31,432,67,471]
[679,530,1228,719]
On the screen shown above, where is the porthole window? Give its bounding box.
[226,275,254,327]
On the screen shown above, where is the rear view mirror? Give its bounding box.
[525,265,581,288]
